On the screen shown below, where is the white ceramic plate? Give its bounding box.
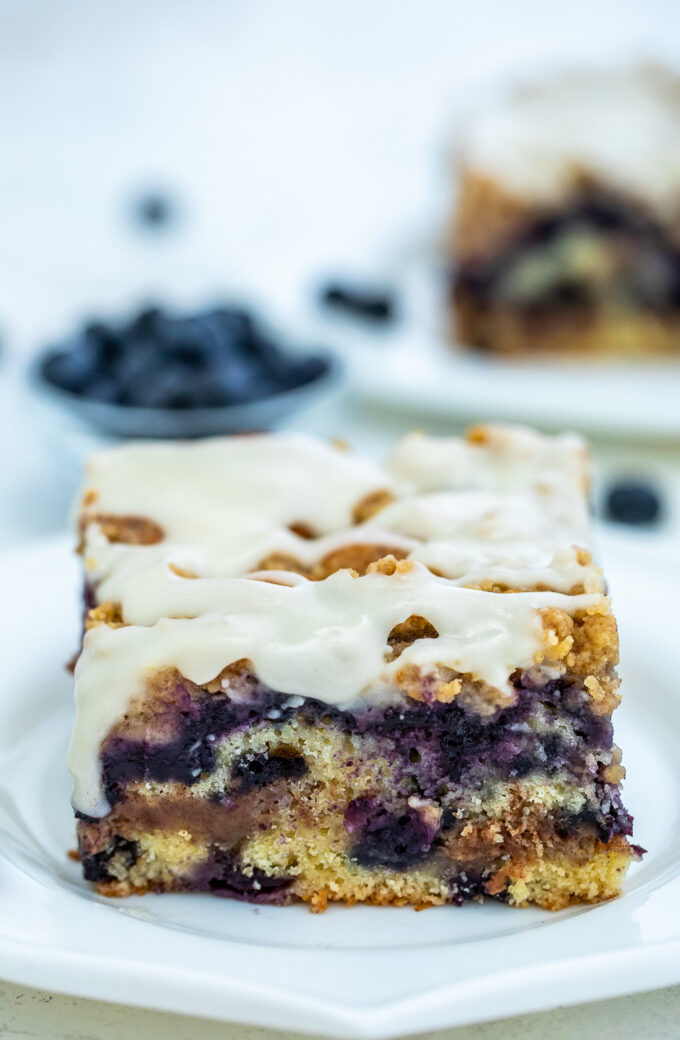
[340,272,680,439]
[1,536,679,1039]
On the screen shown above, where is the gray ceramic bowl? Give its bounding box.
[31,350,341,439]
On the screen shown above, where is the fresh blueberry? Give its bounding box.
[604,480,662,526]
[128,306,165,339]
[115,350,171,404]
[83,322,124,365]
[210,308,256,352]
[41,345,101,395]
[132,192,176,229]
[319,281,397,322]
[284,354,327,387]
[39,302,328,413]
[129,366,205,409]
[212,360,283,404]
[84,375,121,404]
[157,337,216,371]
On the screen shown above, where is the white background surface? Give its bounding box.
[1,1,680,1037]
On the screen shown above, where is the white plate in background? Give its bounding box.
[340,269,680,439]
[0,536,678,1039]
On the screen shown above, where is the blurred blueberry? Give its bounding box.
[287,354,328,386]
[83,322,124,366]
[41,345,100,395]
[130,366,205,409]
[132,192,177,230]
[604,480,662,525]
[319,281,397,322]
[115,349,169,404]
[128,306,165,339]
[38,300,331,414]
[208,361,282,404]
[207,308,258,356]
[83,375,121,403]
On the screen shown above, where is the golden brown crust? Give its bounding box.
[386,614,439,660]
[254,544,411,581]
[452,292,680,358]
[80,513,165,547]
[449,165,680,266]
[448,165,680,357]
[83,805,634,912]
[90,839,633,911]
[448,167,541,264]
[351,489,395,524]
[85,602,124,630]
[539,604,620,712]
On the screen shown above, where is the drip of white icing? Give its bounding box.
[69,560,603,816]
[460,68,680,217]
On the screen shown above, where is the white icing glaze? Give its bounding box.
[69,560,603,816]
[461,68,680,217]
[81,426,598,598]
[82,433,391,538]
[69,424,603,816]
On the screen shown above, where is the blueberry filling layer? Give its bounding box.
[557,787,633,843]
[100,672,614,806]
[454,194,680,315]
[342,781,631,874]
[101,685,289,802]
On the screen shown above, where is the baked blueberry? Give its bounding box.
[349,804,438,869]
[233,750,307,793]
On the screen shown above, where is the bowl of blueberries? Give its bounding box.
[34,303,339,438]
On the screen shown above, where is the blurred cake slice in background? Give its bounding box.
[447,67,680,357]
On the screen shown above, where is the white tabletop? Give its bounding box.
[1,979,679,1040]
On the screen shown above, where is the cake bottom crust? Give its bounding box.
[86,827,632,913]
[452,296,680,358]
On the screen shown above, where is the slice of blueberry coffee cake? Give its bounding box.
[70,424,640,910]
[448,67,680,357]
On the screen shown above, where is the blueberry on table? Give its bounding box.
[130,366,208,409]
[132,192,176,229]
[319,282,397,322]
[128,306,165,339]
[41,343,101,395]
[604,480,662,525]
[83,323,124,365]
[83,375,121,404]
